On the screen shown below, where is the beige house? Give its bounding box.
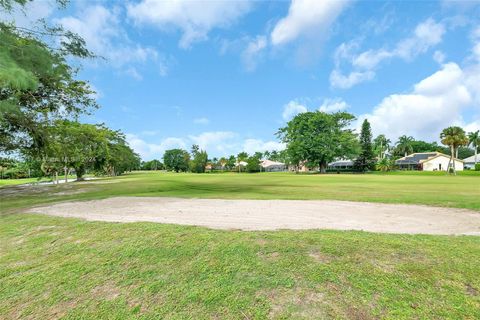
[395,152,463,171]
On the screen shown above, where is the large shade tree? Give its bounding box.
[0,0,96,157]
[44,120,139,181]
[277,111,359,173]
[163,149,190,172]
[440,126,468,175]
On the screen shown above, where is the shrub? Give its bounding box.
[475,163,480,171]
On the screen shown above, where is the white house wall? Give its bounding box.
[422,156,463,171]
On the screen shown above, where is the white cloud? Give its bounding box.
[57,5,162,77]
[318,98,349,113]
[127,131,288,160]
[127,0,252,49]
[193,117,210,125]
[331,18,446,89]
[242,139,285,154]
[242,35,267,71]
[282,100,308,121]
[270,0,350,46]
[433,50,446,64]
[188,131,237,153]
[359,62,479,141]
[329,70,375,89]
[126,134,187,160]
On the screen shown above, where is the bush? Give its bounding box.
[475,163,480,171]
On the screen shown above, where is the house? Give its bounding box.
[463,155,479,169]
[395,152,463,171]
[328,159,354,171]
[260,160,286,172]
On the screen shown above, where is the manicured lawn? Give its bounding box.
[0,177,50,187]
[1,171,479,213]
[1,171,479,319]
[1,214,479,319]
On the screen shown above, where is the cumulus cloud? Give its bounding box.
[359,62,479,141]
[241,36,267,71]
[270,0,350,46]
[57,5,164,77]
[188,131,237,153]
[126,134,187,160]
[127,0,252,49]
[329,70,375,89]
[331,18,446,89]
[127,131,287,160]
[282,100,308,121]
[242,139,285,154]
[318,98,349,113]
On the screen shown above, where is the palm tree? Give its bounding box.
[376,157,395,172]
[440,126,469,175]
[468,130,480,165]
[374,134,391,159]
[396,135,414,157]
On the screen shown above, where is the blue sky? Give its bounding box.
[5,0,480,160]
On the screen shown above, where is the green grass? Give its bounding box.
[1,171,479,213]
[1,214,479,319]
[1,171,479,319]
[0,177,50,187]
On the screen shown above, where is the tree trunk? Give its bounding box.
[55,171,59,184]
[475,146,478,165]
[450,145,456,175]
[319,161,327,174]
[64,166,68,183]
[75,165,86,181]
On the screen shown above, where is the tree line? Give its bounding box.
[277,111,479,174]
[0,0,140,182]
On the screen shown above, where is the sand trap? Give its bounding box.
[27,197,480,235]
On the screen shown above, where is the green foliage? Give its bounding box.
[373,134,391,159]
[395,135,414,157]
[278,111,359,173]
[237,152,248,162]
[376,157,395,172]
[43,121,139,180]
[190,149,208,173]
[440,126,469,174]
[475,163,480,171]
[354,119,375,172]
[0,3,96,155]
[141,159,163,170]
[163,149,190,172]
[245,155,261,172]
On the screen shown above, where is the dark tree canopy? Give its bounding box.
[0,1,96,155]
[163,149,190,172]
[354,119,375,172]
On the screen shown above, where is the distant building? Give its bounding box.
[327,159,354,171]
[395,152,463,171]
[260,160,286,172]
[463,155,479,169]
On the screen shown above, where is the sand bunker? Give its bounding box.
[27,197,480,235]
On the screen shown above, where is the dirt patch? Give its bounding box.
[26,197,480,235]
[260,287,327,319]
[91,281,122,301]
